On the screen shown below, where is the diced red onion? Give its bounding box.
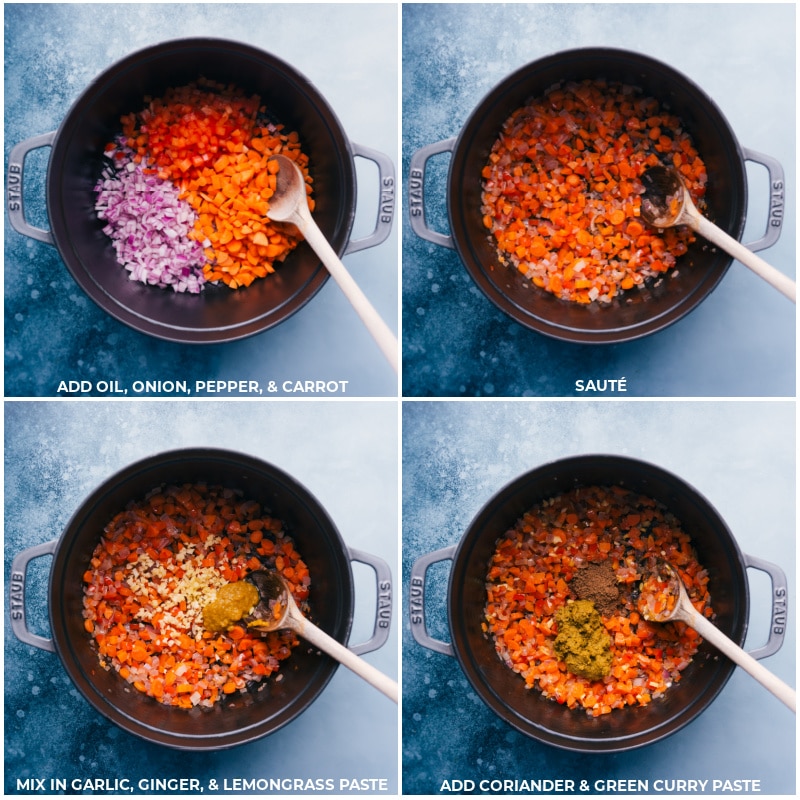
[94,140,207,293]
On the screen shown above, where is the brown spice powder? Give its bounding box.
[571,560,620,616]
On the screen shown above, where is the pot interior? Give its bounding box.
[448,48,747,343]
[448,455,747,752]
[48,449,354,749]
[48,38,355,342]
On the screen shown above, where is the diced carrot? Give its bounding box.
[228,625,246,641]
[609,209,626,226]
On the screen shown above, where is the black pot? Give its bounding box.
[10,448,393,750]
[408,48,785,343]
[410,455,787,752]
[7,38,394,343]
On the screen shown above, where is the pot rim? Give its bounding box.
[445,454,749,752]
[45,447,356,750]
[445,46,748,344]
[44,37,357,343]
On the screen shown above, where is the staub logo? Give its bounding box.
[378,580,392,629]
[409,575,423,624]
[380,176,395,224]
[408,168,423,218]
[769,178,784,228]
[772,585,787,634]
[7,162,22,211]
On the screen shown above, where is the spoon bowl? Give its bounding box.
[640,165,689,228]
[640,165,795,302]
[639,563,795,712]
[244,569,293,631]
[243,569,399,703]
[267,154,399,371]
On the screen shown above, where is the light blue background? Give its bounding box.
[402,3,795,397]
[4,401,398,794]
[402,400,795,794]
[4,3,398,398]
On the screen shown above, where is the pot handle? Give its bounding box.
[6,134,395,253]
[347,547,393,656]
[408,138,457,250]
[8,541,393,657]
[343,143,395,255]
[406,549,789,662]
[7,131,56,245]
[9,539,56,652]
[744,553,788,660]
[742,148,784,253]
[409,544,456,656]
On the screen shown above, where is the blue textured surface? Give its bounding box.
[402,400,795,794]
[402,3,795,397]
[5,401,398,793]
[4,3,398,398]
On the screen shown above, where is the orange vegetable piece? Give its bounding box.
[609,209,626,226]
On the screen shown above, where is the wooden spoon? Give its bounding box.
[639,563,795,712]
[640,165,795,303]
[243,570,399,703]
[267,154,398,372]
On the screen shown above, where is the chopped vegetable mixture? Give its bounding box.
[82,482,310,708]
[480,79,708,303]
[483,484,713,716]
[95,79,313,292]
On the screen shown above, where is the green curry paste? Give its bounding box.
[553,599,612,681]
[202,581,259,632]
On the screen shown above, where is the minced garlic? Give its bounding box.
[126,534,235,639]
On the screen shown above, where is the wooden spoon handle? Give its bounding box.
[685,607,796,712]
[694,215,796,303]
[291,610,398,703]
[302,218,399,373]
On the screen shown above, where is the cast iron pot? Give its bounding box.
[410,455,787,752]
[10,448,393,750]
[7,38,394,343]
[409,48,785,343]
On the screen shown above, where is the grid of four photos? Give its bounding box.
[3,2,796,797]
